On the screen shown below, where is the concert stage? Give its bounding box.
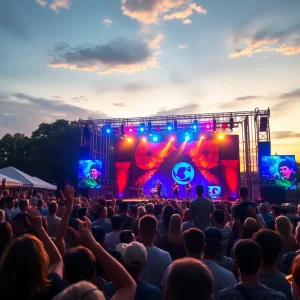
[79,109,271,200]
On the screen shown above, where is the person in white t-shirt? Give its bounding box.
[139,215,172,287]
[105,216,123,251]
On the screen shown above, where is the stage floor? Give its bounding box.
[107,198,235,203]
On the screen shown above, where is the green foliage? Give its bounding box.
[0,120,81,185]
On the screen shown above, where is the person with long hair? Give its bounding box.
[157,205,174,247]
[276,216,298,255]
[161,214,186,260]
[0,207,64,300]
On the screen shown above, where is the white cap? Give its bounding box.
[116,242,147,268]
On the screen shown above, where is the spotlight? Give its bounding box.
[155,126,160,131]
[128,128,133,133]
[126,137,133,142]
[222,123,228,129]
[106,128,111,133]
[140,128,144,132]
[142,137,147,142]
[166,122,172,131]
[153,136,158,142]
[185,135,190,141]
[193,120,198,130]
[170,137,175,141]
[200,135,205,139]
[139,123,146,132]
[218,134,224,140]
[104,124,112,133]
[206,124,211,129]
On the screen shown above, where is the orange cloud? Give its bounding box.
[147,34,164,49]
[36,0,48,7]
[183,19,192,24]
[50,0,72,12]
[121,0,206,24]
[102,19,112,27]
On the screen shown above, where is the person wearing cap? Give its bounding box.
[103,242,163,300]
[202,227,236,296]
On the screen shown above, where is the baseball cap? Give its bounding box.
[116,242,147,268]
[204,227,223,255]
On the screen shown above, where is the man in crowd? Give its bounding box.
[165,258,213,300]
[46,201,61,237]
[139,215,172,287]
[189,185,214,231]
[119,202,135,230]
[4,196,14,222]
[216,240,288,300]
[145,203,154,215]
[253,229,293,299]
[104,242,162,300]
[267,205,282,230]
[11,199,29,220]
[181,208,192,232]
[92,206,112,233]
[259,203,274,224]
[105,216,123,251]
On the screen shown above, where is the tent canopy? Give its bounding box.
[0,173,23,187]
[0,167,56,190]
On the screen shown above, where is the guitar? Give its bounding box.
[186,185,194,191]
[173,185,179,191]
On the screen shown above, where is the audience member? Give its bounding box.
[153,204,163,221]
[181,208,193,232]
[276,216,298,255]
[105,216,123,251]
[92,206,113,233]
[46,201,61,237]
[119,230,135,244]
[4,196,14,221]
[253,229,293,300]
[280,223,300,275]
[104,242,163,300]
[92,226,106,246]
[158,205,174,236]
[139,215,172,287]
[11,198,29,219]
[259,203,274,224]
[130,205,138,219]
[119,202,135,230]
[161,214,186,261]
[146,203,154,215]
[165,258,213,300]
[189,185,214,230]
[216,239,288,300]
[267,205,282,230]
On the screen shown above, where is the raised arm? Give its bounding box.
[77,217,136,300]
[27,207,63,277]
[220,201,232,224]
[55,185,74,255]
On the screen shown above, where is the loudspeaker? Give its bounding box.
[260,186,286,205]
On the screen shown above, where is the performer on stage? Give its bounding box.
[156,180,162,199]
[186,181,191,199]
[172,181,179,200]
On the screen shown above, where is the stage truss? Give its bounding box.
[79,108,271,200]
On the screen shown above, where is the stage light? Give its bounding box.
[185,135,190,141]
[170,137,175,141]
[218,134,224,140]
[106,128,111,133]
[166,122,172,131]
[140,128,144,132]
[128,128,133,133]
[222,123,228,129]
[142,137,147,142]
[213,120,217,132]
[230,118,234,131]
[193,120,198,130]
[139,123,146,132]
[200,135,205,139]
[205,124,211,129]
[126,137,133,143]
[155,126,160,131]
[153,136,158,142]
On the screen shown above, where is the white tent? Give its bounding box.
[0,167,56,190]
[0,173,23,187]
[32,177,57,190]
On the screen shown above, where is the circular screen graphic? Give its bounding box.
[172,162,195,185]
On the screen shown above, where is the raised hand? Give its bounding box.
[76,216,96,249]
[59,189,66,202]
[65,185,74,209]
[26,207,43,232]
[219,201,227,211]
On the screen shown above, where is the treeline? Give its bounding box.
[0,120,81,186]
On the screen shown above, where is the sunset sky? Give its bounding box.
[0,0,300,159]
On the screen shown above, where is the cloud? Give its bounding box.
[147,34,164,49]
[36,0,48,7]
[49,38,162,74]
[235,95,260,101]
[229,23,300,58]
[163,3,207,22]
[280,88,300,99]
[183,19,192,25]
[102,19,112,27]
[113,102,128,108]
[121,0,207,25]
[156,103,200,116]
[179,44,188,49]
[51,95,61,99]
[50,0,72,12]
[0,92,107,136]
[272,131,300,139]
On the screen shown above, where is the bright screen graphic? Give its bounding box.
[78,160,102,189]
[261,155,297,190]
[208,186,222,199]
[131,139,220,198]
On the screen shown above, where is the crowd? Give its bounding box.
[1,178,300,300]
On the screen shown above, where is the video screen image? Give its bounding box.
[208,186,222,199]
[261,155,297,190]
[78,160,102,189]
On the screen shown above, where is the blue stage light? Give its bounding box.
[106,129,111,133]
[185,135,190,141]
[153,136,158,142]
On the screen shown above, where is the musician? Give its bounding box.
[156,180,162,199]
[172,181,179,200]
[186,181,191,199]
[276,160,297,189]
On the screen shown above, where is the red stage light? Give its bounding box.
[222,123,228,129]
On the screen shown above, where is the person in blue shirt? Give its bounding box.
[103,242,163,300]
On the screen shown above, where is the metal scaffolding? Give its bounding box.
[79,108,271,199]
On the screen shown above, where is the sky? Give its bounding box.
[0,0,300,159]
